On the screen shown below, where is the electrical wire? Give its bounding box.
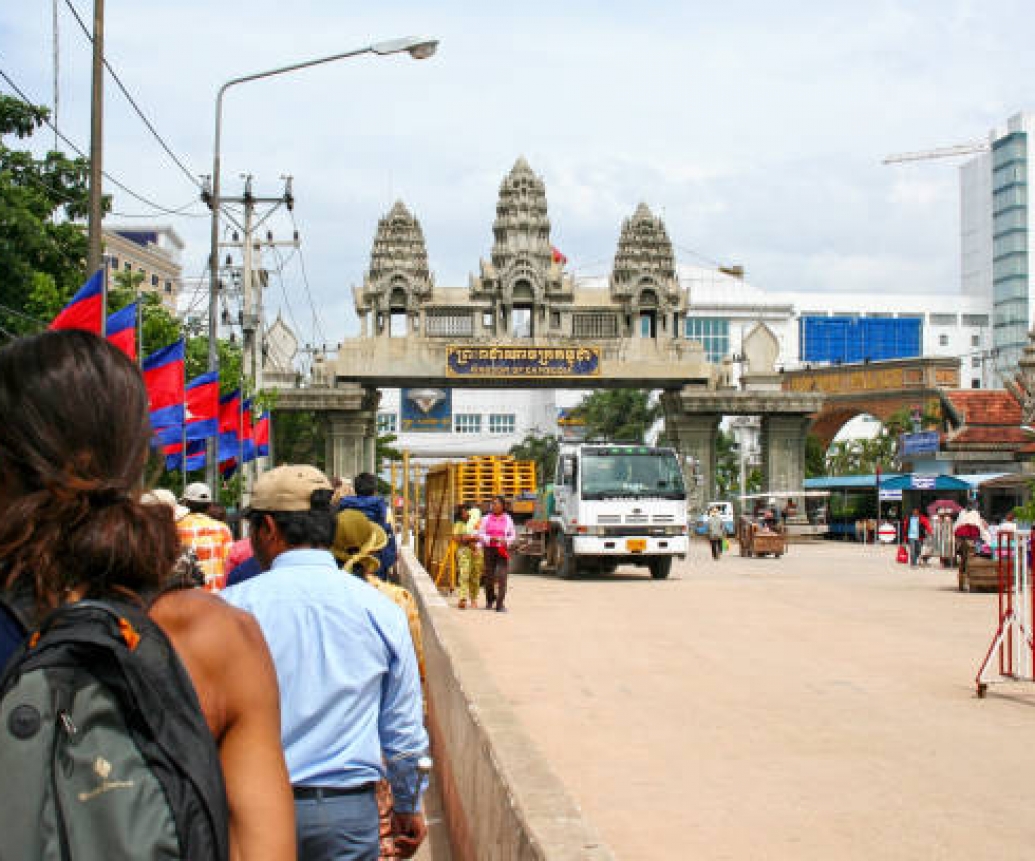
[270,244,304,341]
[0,67,207,217]
[287,210,327,344]
[62,0,201,191]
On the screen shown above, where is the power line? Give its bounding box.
[288,210,327,344]
[0,67,207,217]
[62,0,201,191]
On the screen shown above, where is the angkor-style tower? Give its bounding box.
[471,157,573,336]
[354,200,433,336]
[610,202,685,338]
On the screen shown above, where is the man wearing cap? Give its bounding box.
[221,464,429,861]
[178,481,233,590]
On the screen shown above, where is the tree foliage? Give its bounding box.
[509,432,560,486]
[575,390,659,443]
[0,95,103,336]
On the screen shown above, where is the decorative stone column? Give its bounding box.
[661,392,719,513]
[325,413,368,481]
[760,415,813,495]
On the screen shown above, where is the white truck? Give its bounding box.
[542,442,689,579]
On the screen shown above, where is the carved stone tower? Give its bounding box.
[472,157,572,337]
[355,200,433,337]
[610,202,684,338]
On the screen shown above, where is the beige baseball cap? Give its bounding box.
[247,464,333,513]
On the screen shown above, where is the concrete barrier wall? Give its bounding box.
[399,548,616,861]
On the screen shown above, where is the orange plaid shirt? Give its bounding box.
[176,513,233,591]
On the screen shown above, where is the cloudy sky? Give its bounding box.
[2,0,1033,348]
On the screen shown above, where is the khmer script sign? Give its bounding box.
[446,346,601,378]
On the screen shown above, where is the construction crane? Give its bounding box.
[882,142,989,164]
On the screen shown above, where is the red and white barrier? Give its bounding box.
[975,532,1034,697]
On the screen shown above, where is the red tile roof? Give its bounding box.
[949,427,1033,445]
[945,390,1022,426]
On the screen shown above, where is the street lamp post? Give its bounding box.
[204,37,438,490]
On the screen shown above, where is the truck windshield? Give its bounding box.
[580,450,686,500]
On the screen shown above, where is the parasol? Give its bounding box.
[926,498,963,516]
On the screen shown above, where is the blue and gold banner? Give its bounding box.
[446,346,601,378]
[401,388,452,433]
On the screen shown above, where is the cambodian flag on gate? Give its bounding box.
[218,390,241,463]
[49,270,103,334]
[105,303,137,360]
[185,372,219,441]
[143,340,185,428]
[254,412,270,458]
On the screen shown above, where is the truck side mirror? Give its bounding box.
[562,457,574,483]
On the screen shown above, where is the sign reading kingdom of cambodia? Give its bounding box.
[446,345,601,378]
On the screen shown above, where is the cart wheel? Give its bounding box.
[977,683,988,699]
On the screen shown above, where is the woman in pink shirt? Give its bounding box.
[478,495,516,612]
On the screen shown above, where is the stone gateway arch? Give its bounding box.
[267,158,822,510]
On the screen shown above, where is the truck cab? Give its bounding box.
[548,443,689,579]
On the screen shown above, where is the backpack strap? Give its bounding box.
[0,591,34,635]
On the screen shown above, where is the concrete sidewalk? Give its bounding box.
[448,539,1035,859]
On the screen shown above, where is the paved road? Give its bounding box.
[453,540,1035,860]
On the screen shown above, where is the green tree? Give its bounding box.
[714,430,739,499]
[0,95,105,335]
[576,390,659,443]
[805,433,827,478]
[509,432,560,486]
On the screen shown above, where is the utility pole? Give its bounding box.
[218,176,296,500]
[87,0,104,274]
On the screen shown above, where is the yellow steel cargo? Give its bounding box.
[421,455,537,584]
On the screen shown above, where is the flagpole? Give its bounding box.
[181,353,187,493]
[100,262,108,338]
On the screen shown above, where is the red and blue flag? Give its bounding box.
[165,439,206,473]
[143,340,185,428]
[105,303,137,360]
[185,372,219,441]
[241,398,256,463]
[218,390,242,463]
[254,412,271,458]
[49,270,104,334]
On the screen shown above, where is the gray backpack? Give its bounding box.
[0,599,229,860]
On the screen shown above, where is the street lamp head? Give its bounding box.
[371,36,439,59]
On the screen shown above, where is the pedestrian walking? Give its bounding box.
[177,482,233,591]
[0,330,294,860]
[223,464,429,861]
[903,507,930,567]
[340,472,398,581]
[479,495,516,612]
[707,506,725,560]
[453,504,479,609]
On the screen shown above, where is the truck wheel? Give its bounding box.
[558,539,578,580]
[649,557,672,580]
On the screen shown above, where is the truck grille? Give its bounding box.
[626,514,649,525]
[597,515,622,525]
[652,515,675,524]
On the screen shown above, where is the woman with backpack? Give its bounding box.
[0,331,295,861]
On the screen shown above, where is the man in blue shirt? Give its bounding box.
[222,464,428,861]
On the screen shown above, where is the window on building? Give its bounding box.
[482,311,494,330]
[929,313,957,326]
[488,414,516,434]
[108,255,119,269]
[971,356,981,368]
[426,309,474,337]
[938,334,949,347]
[454,414,481,434]
[971,334,980,347]
[962,314,990,327]
[551,311,561,329]
[150,274,159,287]
[377,412,397,434]
[971,379,981,389]
[573,312,619,338]
[684,318,730,363]
[165,281,173,293]
[123,262,131,272]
